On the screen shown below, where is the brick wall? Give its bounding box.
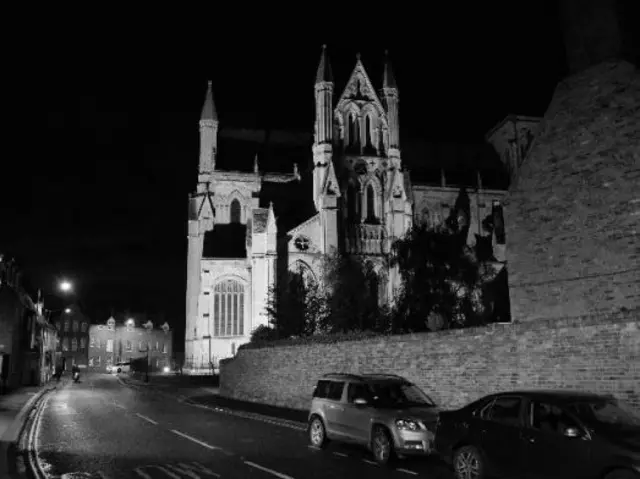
[504,60,640,322]
[220,309,640,412]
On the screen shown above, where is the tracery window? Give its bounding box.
[213,280,245,337]
[230,199,241,224]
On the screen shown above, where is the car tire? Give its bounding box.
[605,469,640,479]
[117,368,122,373]
[308,416,328,449]
[453,445,486,479]
[371,426,395,466]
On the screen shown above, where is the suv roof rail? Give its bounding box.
[322,373,363,380]
[361,373,405,380]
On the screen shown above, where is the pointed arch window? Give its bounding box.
[230,199,241,224]
[347,183,359,221]
[366,184,377,222]
[213,280,245,337]
[348,113,360,150]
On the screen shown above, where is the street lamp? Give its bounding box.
[59,280,73,293]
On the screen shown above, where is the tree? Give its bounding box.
[391,188,504,331]
[319,251,379,334]
[264,268,327,340]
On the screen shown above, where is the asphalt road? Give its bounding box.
[30,373,453,479]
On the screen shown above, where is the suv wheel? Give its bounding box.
[308,416,328,449]
[117,368,122,373]
[371,426,395,465]
[453,445,485,479]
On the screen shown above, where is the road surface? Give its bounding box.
[26,373,452,479]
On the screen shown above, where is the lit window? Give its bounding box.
[64,320,69,332]
[72,321,79,333]
[80,338,86,350]
[106,339,113,353]
[213,280,244,337]
[81,322,88,332]
[71,338,78,351]
[62,338,69,351]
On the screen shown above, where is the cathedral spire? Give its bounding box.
[383,50,397,89]
[315,44,333,84]
[200,80,218,121]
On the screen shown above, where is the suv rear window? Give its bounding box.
[313,380,345,401]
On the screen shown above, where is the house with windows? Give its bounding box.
[53,302,90,370]
[185,48,538,373]
[88,316,172,373]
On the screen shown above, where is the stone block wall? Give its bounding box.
[220,309,640,412]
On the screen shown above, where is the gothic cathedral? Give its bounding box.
[184,47,538,373]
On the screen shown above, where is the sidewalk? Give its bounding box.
[0,380,60,478]
[119,375,308,425]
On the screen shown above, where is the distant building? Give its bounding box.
[53,303,90,370]
[0,257,57,391]
[88,317,173,373]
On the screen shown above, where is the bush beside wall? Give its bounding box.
[220,309,640,412]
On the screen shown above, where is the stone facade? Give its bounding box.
[53,303,90,369]
[504,61,640,322]
[220,309,640,412]
[185,50,525,373]
[88,317,173,373]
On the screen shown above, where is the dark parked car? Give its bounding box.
[434,390,640,479]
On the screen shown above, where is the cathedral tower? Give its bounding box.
[185,81,218,363]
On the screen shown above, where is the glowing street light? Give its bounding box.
[59,281,73,293]
[64,308,71,314]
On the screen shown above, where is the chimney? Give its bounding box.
[560,0,624,74]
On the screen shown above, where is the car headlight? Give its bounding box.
[396,419,421,431]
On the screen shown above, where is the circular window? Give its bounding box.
[294,236,310,251]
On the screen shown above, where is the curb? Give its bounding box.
[0,384,57,478]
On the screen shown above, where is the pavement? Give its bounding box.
[0,377,64,478]
[19,372,454,478]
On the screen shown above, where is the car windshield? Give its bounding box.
[568,398,640,428]
[369,382,436,408]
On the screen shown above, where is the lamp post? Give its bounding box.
[143,321,153,383]
[38,280,74,377]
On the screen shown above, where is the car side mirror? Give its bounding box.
[354,398,368,407]
[563,427,582,438]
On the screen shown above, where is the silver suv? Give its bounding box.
[308,373,441,465]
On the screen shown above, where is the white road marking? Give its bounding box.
[170,429,228,454]
[147,465,181,479]
[307,445,320,451]
[244,461,295,479]
[165,464,201,479]
[180,462,220,477]
[333,452,348,457]
[135,413,158,425]
[363,459,378,466]
[133,468,152,479]
[114,403,126,409]
[396,468,419,475]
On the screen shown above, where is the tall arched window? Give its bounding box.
[365,116,373,148]
[348,113,359,148]
[366,184,376,221]
[213,280,245,337]
[230,199,241,224]
[347,183,358,221]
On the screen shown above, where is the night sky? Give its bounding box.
[2,4,569,347]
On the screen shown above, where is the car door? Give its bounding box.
[478,395,527,477]
[323,381,347,437]
[521,399,593,479]
[340,382,373,444]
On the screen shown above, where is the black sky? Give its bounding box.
[2,4,570,345]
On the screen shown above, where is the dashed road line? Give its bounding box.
[114,403,126,410]
[244,461,295,479]
[363,458,378,466]
[397,468,419,476]
[170,429,232,456]
[332,452,348,457]
[135,413,158,425]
